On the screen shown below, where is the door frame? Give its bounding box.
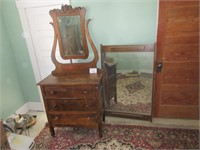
[15,0,70,110]
[15,0,70,83]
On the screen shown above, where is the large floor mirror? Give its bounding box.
[101,44,155,121]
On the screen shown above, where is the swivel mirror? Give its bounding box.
[49,5,99,75]
[50,5,88,59]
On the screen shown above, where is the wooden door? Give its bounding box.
[154,0,199,119]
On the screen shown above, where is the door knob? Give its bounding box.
[156,62,163,73]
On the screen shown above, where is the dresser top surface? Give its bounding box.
[38,73,102,86]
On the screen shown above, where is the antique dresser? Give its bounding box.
[38,73,103,137]
[38,5,104,137]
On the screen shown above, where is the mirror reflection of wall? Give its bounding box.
[57,16,84,56]
[104,52,154,115]
[106,52,154,74]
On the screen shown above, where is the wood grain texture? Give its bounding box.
[161,85,198,105]
[158,105,199,119]
[162,62,199,84]
[154,0,199,119]
[164,44,199,62]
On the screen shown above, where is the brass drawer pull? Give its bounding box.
[50,91,56,94]
[83,91,87,94]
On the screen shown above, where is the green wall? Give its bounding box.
[106,52,154,73]
[0,0,40,119]
[0,3,25,119]
[71,0,158,68]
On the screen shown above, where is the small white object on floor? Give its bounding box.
[7,132,35,150]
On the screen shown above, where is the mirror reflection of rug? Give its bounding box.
[33,124,199,150]
[105,75,153,114]
[107,101,151,114]
[125,81,145,94]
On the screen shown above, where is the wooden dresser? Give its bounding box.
[38,73,104,137]
[104,62,117,107]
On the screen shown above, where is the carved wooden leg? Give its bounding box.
[49,124,55,137]
[45,122,55,136]
[98,123,103,138]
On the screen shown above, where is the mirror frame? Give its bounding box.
[49,5,99,76]
[49,5,89,59]
[101,44,155,121]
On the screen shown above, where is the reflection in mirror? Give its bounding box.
[103,51,154,116]
[57,16,84,56]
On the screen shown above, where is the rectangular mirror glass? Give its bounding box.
[104,51,154,115]
[57,16,84,56]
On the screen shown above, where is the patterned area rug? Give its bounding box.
[33,124,199,149]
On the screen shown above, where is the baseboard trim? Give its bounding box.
[28,102,44,112]
[15,103,30,115]
[153,118,199,129]
[10,102,44,117]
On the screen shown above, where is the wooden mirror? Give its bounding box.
[49,5,99,76]
[50,5,88,59]
[101,44,155,121]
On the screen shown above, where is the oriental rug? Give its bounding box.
[33,124,199,150]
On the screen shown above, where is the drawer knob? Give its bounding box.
[83,91,87,94]
[50,91,55,94]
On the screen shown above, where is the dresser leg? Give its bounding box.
[45,122,55,136]
[49,125,55,137]
[98,124,103,138]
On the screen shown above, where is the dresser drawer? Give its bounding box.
[49,113,98,127]
[44,86,97,99]
[46,99,96,111]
